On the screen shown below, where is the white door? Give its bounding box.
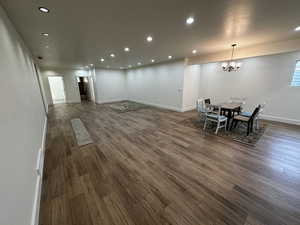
[48,76,66,104]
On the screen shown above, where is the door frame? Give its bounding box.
[48,75,67,104]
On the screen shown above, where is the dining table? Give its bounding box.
[209,102,243,123]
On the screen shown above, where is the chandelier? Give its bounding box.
[222,44,241,72]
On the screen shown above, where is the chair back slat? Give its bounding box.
[259,102,266,114]
[197,99,207,113]
[229,97,246,110]
[204,98,211,105]
[250,105,261,121]
[214,105,221,116]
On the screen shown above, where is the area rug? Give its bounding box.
[179,117,267,146]
[109,101,149,113]
[71,118,93,146]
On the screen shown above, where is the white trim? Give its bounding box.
[96,99,128,104]
[182,105,196,112]
[66,100,81,104]
[261,114,300,126]
[31,116,47,225]
[129,99,182,112]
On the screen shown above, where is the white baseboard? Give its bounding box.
[129,99,182,112]
[96,99,128,104]
[66,100,81,104]
[182,105,196,112]
[31,116,47,225]
[261,114,300,126]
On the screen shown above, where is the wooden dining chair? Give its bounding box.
[240,102,266,129]
[204,105,228,134]
[230,105,261,135]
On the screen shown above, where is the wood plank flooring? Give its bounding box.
[39,102,300,225]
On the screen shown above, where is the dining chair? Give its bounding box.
[240,102,266,129]
[204,98,219,114]
[256,102,266,129]
[229,97,246,114]
[204,98,211,105]
[196,99,207,121]
[230,105,261,135]
[204,105,228,134]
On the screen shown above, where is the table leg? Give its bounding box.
[227,109,233,129]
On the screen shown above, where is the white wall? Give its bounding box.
[199,51,300,124]
[40,51,300,125]
[126,61,185,111]
[39,70,53,106]
[182,65,201,111]
[94,69,127,103]
[41,69,82,104]
[35,67,49,113]
[0,5,46,225]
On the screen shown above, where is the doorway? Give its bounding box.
[77,77,91,102]
[48,76,66,104]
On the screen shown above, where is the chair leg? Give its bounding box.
[247,122,250,136]
[204,119,207,130]
[234,120,239,129]
[215,121,220,134]
[251,121,254,132]
[225,120,228,131]
[230,119,235,130]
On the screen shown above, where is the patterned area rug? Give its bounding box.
[179,117,267,146]
[109,101,149,113]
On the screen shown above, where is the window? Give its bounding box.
[291,61,300,86]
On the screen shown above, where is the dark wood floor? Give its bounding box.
[39,102,300,225]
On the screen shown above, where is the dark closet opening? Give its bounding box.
[77,77,90,101]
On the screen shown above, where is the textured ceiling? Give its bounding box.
[1,0,300,69]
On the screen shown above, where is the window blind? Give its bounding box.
[291,61,300,86]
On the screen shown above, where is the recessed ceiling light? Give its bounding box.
[168,55,173,59]
[100,58,105,62]
[45,45,49,48]
[186,17,195,25]
[192,49,197,54]
[90,64,93,66]
[110,53,115,58]
[39,7,50,13]
[151,59,155,63]
[137,62,142,65]
[147,36,153,42]
[295,26,300,31]
[124,47,130,52]
[41,33,49,37]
